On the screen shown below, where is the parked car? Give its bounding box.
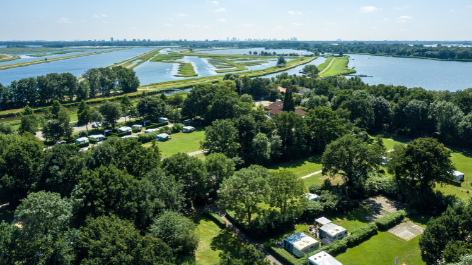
[92,123,102,128]
[56,140,67,144]
[158,117,169,123]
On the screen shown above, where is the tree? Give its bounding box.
[71,165,141,224]
[90,108,104,127]
[220,244,271,265]
[114,66,140,93]
[168,93,184,109]
[370,96,392,131]
[0,220,19,264]
[78,101,92,130]
[42,103,73,140]
[0,123,16,135]
[277,56,286,67]
[388,137,454,193]
[322,134,383,189]
[283,87,295,112]
[403,99,432,136]
[220,165,270,222]
[0,133,44,206]
[249,133,272,165]
[205,153,235,189]
[340,97,374,129]
[201,119,239,158]
[99,100,122,129]
[161,153,208,202]
[459,113,472,147]
[120,95,132,122]
[18,105,39,134]
[305,106,348,153]
[14,191,75,265]
[419,203,472,265]
[149,211,199,255]
[138,169,185,229]
[273,111,308,160]
[302,64,319,77]
[269,170,305,222]
[429,101,464,144]
[78,215,174,265]
[234,115,258,155]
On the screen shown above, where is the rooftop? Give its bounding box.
[315,217,332,225]
[308,251,342,265]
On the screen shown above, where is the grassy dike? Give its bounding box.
[175,63,198,77]
[319,56,356,77]
[0,48,127,71]
[0,54,21,62]
[109,48,162,69]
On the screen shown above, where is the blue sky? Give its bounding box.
[1,0,472,41]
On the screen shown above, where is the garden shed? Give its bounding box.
[283,232,319,258]
[308,251,342,265]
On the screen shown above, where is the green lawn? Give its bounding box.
[143,128,205,157]
[268,155,322,178]
[193,214,243,265]
[326,205,374,231]
[320,56,356,77]
[335,232,424,265]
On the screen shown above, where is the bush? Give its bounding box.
[303,201,324,219]
[146,121,169,129]
[269,246,300,265]
[172,123,184,133]
[76,142,89,148]
[328,238,348,255]
[158,126,172,134]
[375,210,406,230]
[138,133,158,143]
[245,210,296,239]
[202,210,226,229]
[365,174,399,196]
[345,223,378,247]
[132,128,142,133]
[89,138,98,144]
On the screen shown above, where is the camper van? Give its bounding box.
[158,117,169,123]
[117,126,132,133]
[182,126,196,133]
[156,133,171,142]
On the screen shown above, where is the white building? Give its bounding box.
[156,133,171,141]
[75,137,89,145]
[283,232,319,258]
[308,251,342,265]
[183,126,195,133]
[304,193,320,201]
[454,171,465,181]
[319,223,347,242]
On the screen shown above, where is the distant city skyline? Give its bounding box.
[1,0,472,41]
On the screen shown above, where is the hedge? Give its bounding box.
[202,210,226,229]
[327,238,348,255]
[76,142,89,148]
[145,121,169,129]
[138,133,158,143]
[345,223,378,247]
[375,210,407,231]
[269,246,301,265]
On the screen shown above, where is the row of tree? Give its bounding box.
[0,66,139,110]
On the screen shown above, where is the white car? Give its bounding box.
[92,123,102,128]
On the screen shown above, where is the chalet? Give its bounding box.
[264,101,307,118]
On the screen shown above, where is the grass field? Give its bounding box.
[150,53,184,62]
[143,129,205,157]
[335,232,424,265]
[268,155,322,178]
[320,56,356,77]
[175,63,198,77]
[317,56,335,72]
[193,214,243,265]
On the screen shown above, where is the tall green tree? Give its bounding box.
[220,165,270,222]
[99,100,122,129]
[283,87,295,112]
[305,106,348,153]
[269,170,305,222]
[322,134,383,189]
[18,105,39,134]
[42,102,73,140]
[205,153,235,189]
[388,137,454,193]
[201,119,239,158]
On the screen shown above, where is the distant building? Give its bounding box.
[111,37,114,42]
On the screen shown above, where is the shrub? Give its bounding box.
[375,210,407,230]
[132,128,142,133]
[345,223,378,247]
[89,138,98,144]
[138,133,158,143]
[269,246,299,265]
[328,238,348,255]
[76,142,89,148]
[158,126,172,134]
[365,174,399,196]
[303,201,324,219]
[172,123,184,133]
[202,210,226,229]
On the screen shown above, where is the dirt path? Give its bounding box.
[187,150,205,156]
[202,205,283,265]
[319,58,336,75]
[300,170,322,179]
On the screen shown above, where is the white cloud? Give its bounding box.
[242,23,253,27]
[397,15,412,23]
[218,18,227,22]
[395,5,410,10]
[93,13,107,18]
[206,0,219,4]
[370,26,378,29]
[292,23,304,26]
[184,24,210,28]
[100,13,107,17]
[288,11,302,14]
[178,13,187,17]
[360,6,381,13]
[93,14,100,18]
[164,23,173,27]
[275,26,284,29]
[215,8,226,12]
[57,17,72,24]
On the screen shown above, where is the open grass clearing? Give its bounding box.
[334,231,424,265]
[143,128,205,158]
[175,63,198,77]
[192,214,243,265]
[268,155,322,178]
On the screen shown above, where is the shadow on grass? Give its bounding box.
[408,214,432,227]
[329,205,374,224]
[211,229,245,259]
[268,155,322,171]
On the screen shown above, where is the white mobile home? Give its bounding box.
[183,126,195,133]
[283,232,319,258]
[88,134,105,142]
[454,171,465,181]
[304,193,320,201]
[158,117,169,123]
[117,126,132,133]
[75,137,89,145]
[156,133,171,141]
[308,251,342,265]
[145,128,159,133]
[319,223,347,242]
[132,124,143,130]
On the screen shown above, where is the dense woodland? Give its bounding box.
[1,66,472,264]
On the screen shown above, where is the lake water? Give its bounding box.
[0,48,154,85]
[0,48,113,66]
[348,54,472,91]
